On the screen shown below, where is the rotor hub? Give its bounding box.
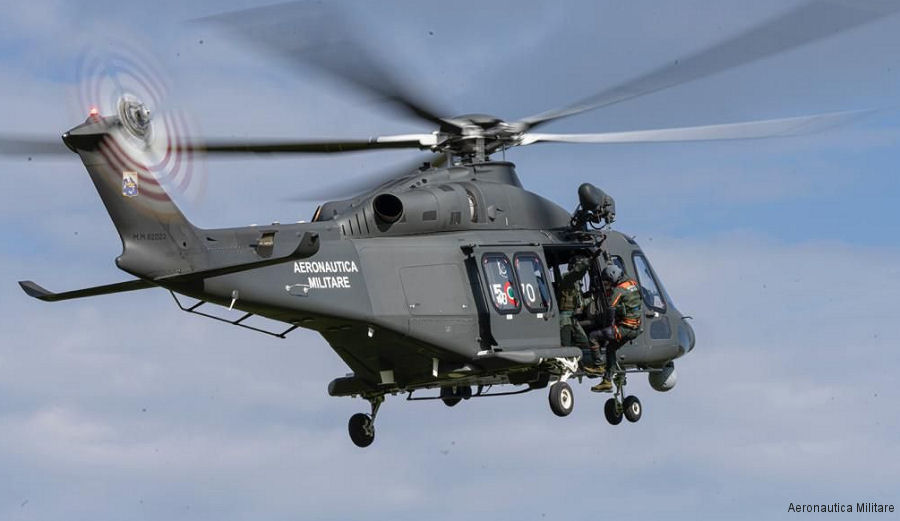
[117,95,153,139]
[455,113,503,130]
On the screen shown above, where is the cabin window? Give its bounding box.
[481,253,521,314]
[633,252,666,312]
[514,253,551,313]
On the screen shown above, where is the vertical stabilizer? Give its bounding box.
[63,114,201,279]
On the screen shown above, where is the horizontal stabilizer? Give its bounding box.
[20,232,319,303]
[18,279,156,302]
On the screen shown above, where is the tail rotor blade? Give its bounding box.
[74,43,207,201]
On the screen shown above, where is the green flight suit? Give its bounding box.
[609,278,642,341]
[589,277,643,379]
[559,257,590,349]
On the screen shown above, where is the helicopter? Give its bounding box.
[3,1,896,448]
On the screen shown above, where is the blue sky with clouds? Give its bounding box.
[1,1,899,519]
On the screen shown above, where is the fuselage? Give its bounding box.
[167,162,694,392]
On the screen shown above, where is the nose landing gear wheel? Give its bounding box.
[348,412,375,447]
[623,395,642,423]
[604,397,623,425]
[548,381,574,417]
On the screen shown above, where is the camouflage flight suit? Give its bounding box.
[609,278,643,342]
[558,257,590,350]
[591,277,643,374]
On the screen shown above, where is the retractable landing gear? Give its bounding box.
[547,357,579,417]
[602,372,642,425]
[440,385,473,407]
[603,397,622,425]
[348,395,384,448]
[623,395,642,422]
[549,381,574,416]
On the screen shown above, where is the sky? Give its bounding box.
[1,1,899,519]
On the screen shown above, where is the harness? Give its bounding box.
[611,279,642,331]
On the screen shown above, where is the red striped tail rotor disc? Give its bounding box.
[76,43,206,208]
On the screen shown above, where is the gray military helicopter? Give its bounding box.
[3,1,896,447]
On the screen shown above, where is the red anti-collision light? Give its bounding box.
[89,106,100,116]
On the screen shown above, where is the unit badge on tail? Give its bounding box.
[122,171,139,197]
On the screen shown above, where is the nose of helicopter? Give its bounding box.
[679,318,696,355]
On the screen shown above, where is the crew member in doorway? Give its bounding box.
[589,263,642,392]
[559,255,604,374]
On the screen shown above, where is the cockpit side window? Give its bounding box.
[481,253,521,314]
[632,252,666,312]
[514,253,551,313]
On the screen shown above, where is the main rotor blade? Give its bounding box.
[2,132,435,158]
[286,153,449,202]
[0,135,69,157]
[181,134,436,156]
[519,110,869,146]
[519,1,900,129]
[196,2,457,131]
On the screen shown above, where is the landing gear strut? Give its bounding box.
[604,397,623,425]
[602,371,642,425]
[348,395,384,448]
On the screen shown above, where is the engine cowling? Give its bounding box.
[372,193,404,224]
[648,363,677,392]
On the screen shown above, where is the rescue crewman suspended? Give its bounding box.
[588,263,643,392]
[558,255,605,374]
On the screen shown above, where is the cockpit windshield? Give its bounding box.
[632,252,672,312]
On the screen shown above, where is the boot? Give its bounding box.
[582,364,605,376]
[591,377,613,393]
[580,346,604,376]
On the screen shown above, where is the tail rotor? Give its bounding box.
[75,43,206,203]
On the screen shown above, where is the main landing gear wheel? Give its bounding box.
[548,381,574,417]
[348,395,383,448]
[440,387,461,407]
[604,397,623,425]
[348,413,374,448]
[623,395,642,423]
[440,385,472,407]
